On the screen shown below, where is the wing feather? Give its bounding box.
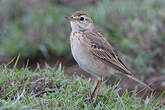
[84,31,132,75]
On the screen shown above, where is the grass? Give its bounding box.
[0,1,72,57]
[87,0,165,76]
[0,0,165,109]
[0,0,165,77]
[0,62,164,110]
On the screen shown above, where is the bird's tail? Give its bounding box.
[126,74,153,91]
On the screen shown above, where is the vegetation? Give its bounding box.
[0,0,164,75]
[0,63,164,109]
[0,0,165,109]
[0,1,72,57]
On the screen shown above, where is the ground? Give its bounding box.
[0,0,165,109]
[0,62,164,109]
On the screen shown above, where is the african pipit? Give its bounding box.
[65,11,152,101]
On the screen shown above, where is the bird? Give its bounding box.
[65,11,152,101]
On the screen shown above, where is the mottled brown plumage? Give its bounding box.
[65,11,152,102]
[84,31,132,75]
[73,11,89,17]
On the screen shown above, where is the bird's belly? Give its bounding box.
[71,40,92,72]
[71,39,111,77]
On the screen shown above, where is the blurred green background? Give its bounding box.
[0,0,165,83]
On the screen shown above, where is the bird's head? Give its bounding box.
[65,11,95,32]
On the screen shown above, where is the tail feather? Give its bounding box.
[126,74,153,91]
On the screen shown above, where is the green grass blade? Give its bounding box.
[153,90,165,107]
[13,55,20,69]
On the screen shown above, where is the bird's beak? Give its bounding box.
[65,16,76,21]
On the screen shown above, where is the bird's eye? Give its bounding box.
[80,17,84,21]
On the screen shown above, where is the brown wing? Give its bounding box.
[84,31,132,75]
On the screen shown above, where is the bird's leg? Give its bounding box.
[91,77,102,102]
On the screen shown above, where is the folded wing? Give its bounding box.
[84,31,132,75]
